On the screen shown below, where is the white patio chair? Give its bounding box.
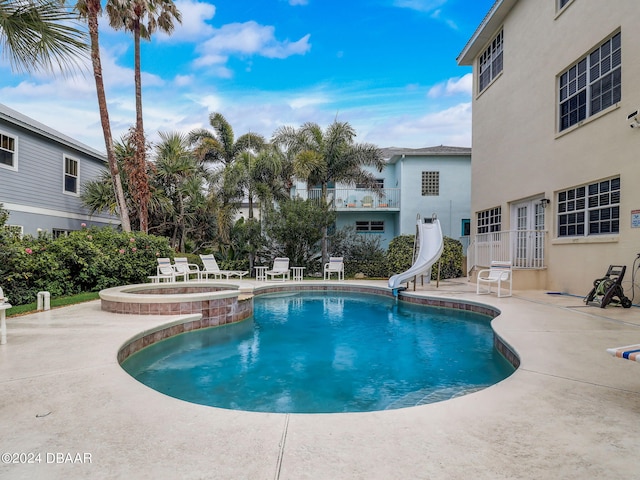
[148,257,185,283]
[476,261,513,298]
[199,254,249,280]
[266,257,290,282]
[173,257,201,281]
[324,257,345,281]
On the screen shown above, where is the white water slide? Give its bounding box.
[388,218,444,290]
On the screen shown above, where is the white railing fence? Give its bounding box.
[467,230,547,273]
[292,188,401,209]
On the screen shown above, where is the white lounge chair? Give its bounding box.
[199,254,249,280]
[266,257,290,281]
[324,256,345,281]
[476,261,513,298]
[148,257,186,283]
[607,344,640,363]
[173,257,201,281]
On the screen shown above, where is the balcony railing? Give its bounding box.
[291,188,401,210]
[467,230,547,272]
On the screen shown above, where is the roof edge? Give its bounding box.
[457,0,518,66]
[0,103,107,161]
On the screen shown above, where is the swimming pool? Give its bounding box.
[122,291,515,413]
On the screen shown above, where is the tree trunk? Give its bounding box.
[133,24,149,233]
[86,3,131,232]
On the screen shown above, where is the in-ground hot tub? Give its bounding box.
[100,282,253,326]
[101,283,254,363]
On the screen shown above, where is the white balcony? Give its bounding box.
[292,188,401,210]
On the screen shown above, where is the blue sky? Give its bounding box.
[0,0,494,152]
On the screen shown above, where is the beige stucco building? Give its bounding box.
[458,0,640,296]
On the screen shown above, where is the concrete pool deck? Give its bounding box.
[1,279,639,479]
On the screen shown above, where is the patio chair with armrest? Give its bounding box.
[199,254,249,280]
[266,257,290,281]
[324,256,345,281]
[148,257,186,283]
[173,257,201,281]
[476,261,512,298]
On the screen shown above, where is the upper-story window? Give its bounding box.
[558,0,572,10]
[557,177,620,237]
[559,32,621,132]
[477,207,502,234]
[421,171,439,196]
[0,132,16,169]
[478,30,503,93]
[64,156,79,194]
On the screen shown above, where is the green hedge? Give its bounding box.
[1,226,173,306]
[385,234,463,280]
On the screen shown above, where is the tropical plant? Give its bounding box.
[188,112,266,243]
[0,0,87,74]
[262,198,335,270]
[152,131,206,251]
[273,120,384,264]
[105,0,181,233]
[76,0,131,232]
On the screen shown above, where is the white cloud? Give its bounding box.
[392,0,447,13]
[362,102,472,148]
[158,0,216,42]
[427,73,472,98]
[193,21,311,70]
[287,94,331,109]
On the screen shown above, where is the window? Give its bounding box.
[421,171,439,196]
[559,32,621,131]
[0,132,16,168]
[356,221,384,232]
[356,179,384,189]
[558,177,620,237]
[558,0,572,10]
[478,30,503,92]
[477,207,502,234]
[53,229,73,239]
[64,156,79,194]
[461,219,471,237]
[4,225,23,238]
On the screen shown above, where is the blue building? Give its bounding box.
[0,103,119,236]
[292,145,471,249]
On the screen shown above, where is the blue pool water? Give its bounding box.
[122,292,514,413]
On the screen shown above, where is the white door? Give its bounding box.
[512,199,545,268]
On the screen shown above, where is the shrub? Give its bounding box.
[0,225,173,306]
[385,234,464,281]
[386,235,415,275]
[330,226,388,277]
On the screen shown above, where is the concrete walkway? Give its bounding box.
[1,280,639,479]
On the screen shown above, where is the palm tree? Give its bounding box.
[189,112,266,165]
[0,0,87,74]
[189,112,266,243]
[153,131,204,251]
[76,0,132,232]
[273,120,385,264]
[105,0,181,233]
